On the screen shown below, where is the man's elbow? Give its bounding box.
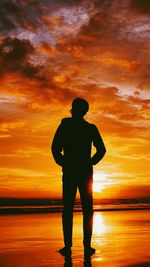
[100,146,106,159]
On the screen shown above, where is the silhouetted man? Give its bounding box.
[51,98,106,257]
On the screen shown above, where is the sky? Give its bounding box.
[0,0,150,199]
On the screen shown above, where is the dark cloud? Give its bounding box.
[0,37,42,78]
[0,0,45,33]
[57,0,82,5]
[0,37,34,62]
[0,0,31,32]
[0,0,24,31]
[0,0,86,34]
[131,0,150,14]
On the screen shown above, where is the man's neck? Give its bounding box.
[71,116,85,122]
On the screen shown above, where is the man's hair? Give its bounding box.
[72,98,89,116]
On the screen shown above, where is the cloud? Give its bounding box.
[125,262,150,267]
[130,0,150,14]
[62,0,150,85]
[0,0,26,32]
[0,0,96,48]
[74,83,150,137]
[0,36,38,78]
[0,0,45,33]
[0,36,77,106]
[39,42,56,56]
[0,37,34,61]
[1,0,150,93]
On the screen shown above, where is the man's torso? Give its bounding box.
[61,118,95,176]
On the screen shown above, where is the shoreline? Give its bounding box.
[0,206,150,215]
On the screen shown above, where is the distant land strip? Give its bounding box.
[0,206,150,215]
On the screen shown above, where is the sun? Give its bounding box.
[93,172,107,193]
[93,183,105,193]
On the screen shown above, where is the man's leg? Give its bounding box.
[62,176,77,249]
[79,177,95,255]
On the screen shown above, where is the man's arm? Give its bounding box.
[91,125,106,165]
[51,123,64,166]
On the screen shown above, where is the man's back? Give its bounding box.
[52,117,106,175]
[61,117,97,163]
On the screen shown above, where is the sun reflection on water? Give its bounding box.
[93,213,107,235]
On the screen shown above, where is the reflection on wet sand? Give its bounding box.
[0,210,150,267]
[63,255,93,267]
[93,213,107,235]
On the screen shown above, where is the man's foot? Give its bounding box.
[84,246,96,256]
[59,247,72,257]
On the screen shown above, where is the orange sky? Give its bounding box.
[0,0,150,199]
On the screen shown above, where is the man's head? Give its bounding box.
[71,98,89,119]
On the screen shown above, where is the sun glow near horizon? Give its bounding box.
[93,172,108,193]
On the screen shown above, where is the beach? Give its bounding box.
[0,210,150,267]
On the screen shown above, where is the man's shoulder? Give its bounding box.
[61,117,72,125]
[86,121,97,130]
[60,118,98,131]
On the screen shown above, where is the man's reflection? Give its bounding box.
[63,256,92,267]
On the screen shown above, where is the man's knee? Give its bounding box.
[82,206,93,217]
[63,205,74,216]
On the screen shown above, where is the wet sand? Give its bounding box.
[0,210,150,267]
